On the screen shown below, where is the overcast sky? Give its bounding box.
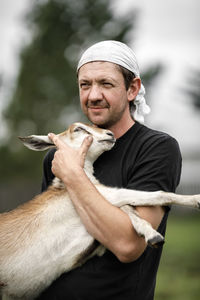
[0,0,200,156]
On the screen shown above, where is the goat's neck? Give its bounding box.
[52,158,99,189]
[83,159,99,185]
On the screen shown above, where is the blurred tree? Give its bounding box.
[184,68,200,111]
[4,0,137,137]
[0,0,162,182]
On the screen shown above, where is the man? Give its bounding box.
[38,41,182,299]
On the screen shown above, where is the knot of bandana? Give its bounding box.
[131,84,151,124]
[77,40,150,124]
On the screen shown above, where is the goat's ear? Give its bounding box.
[18,135,55,151]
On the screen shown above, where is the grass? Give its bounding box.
[155,212,200,300]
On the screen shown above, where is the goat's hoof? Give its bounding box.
[148,235,165,248]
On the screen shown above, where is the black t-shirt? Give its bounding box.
[38,122,182,300]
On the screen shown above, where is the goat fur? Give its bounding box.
[0,122,199,300]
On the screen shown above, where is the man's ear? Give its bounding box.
[18,135,55,151]
[127,78,141,102]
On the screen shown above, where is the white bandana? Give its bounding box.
[77,40,150,124]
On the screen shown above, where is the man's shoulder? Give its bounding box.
[136,123,179,147]
[133,125,182,175]
[138,122,172,140]
[128,123,182,163]
[124,122,175,148]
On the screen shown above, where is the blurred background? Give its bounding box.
[0,0,199,299]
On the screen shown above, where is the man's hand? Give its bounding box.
[48,133,93,184]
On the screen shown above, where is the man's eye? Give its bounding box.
[103,82,113,87]
[80,83,90,89]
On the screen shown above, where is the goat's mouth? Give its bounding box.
[98,138,116,144]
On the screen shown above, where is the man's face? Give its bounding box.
[78,61,132,129]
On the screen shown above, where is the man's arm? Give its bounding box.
[48,133,164,263]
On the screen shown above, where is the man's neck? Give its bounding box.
[108,117,135,139]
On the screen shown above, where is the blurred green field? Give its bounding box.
[155,211,200,300]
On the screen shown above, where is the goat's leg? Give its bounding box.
[121,205,164,248]
[117,190,200,209]
[96,185,200,209]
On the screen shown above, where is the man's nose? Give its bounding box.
[88,84,103,100]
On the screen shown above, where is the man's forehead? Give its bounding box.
[78,61,121,79]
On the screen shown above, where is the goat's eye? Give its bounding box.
[74,126,90,135]
[74,127,83,133]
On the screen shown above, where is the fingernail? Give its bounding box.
[87,136,93,142]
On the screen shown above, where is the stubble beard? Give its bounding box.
[87,104,128,129]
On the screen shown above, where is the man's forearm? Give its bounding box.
[63,168,149,263]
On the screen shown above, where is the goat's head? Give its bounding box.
[19,122,116,162]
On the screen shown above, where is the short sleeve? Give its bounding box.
[127,135,182,193]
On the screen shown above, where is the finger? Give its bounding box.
[48,133,65,148]
[80,136,93,157]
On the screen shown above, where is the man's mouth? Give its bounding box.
[88,106,108,109]
[87,100,109,109]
